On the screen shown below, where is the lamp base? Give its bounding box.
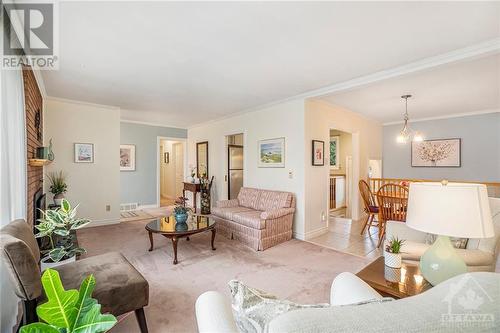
[420,235,467,286]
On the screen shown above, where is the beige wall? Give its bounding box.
[44,98,120,225]
[330,129,352,175]
[304,99,382,236]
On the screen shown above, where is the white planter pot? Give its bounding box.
[384,251,402,269]
[384,265,402,283]
[40,255,76,271]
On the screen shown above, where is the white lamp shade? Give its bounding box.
[406,182,494,238]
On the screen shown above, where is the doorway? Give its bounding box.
[226,134,244,199]
[159,139,184,207]
[329,129,353,219]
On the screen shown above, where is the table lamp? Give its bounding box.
[406,181,493,285]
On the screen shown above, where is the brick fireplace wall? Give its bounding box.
[24,66,44,228]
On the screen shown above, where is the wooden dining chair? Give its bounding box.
[376,184,409,248]
[358,180,379,235]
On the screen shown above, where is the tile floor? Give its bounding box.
[308,215,383,260]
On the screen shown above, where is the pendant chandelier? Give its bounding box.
[396,94,423,144]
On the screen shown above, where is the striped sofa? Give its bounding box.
[212,187,295,251]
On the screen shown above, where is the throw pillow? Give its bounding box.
[425,233,468,249]
[228,280,392,333]
[229,280,329,333]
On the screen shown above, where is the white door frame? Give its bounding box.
[222,130,247,200]
[156,136,188,208]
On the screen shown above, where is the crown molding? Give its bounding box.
[187,38,500,129]
[383,109,500,126]
[120,119,187,130]
[45,96,120,110]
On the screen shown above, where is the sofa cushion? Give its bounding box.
[238,188,261,209]
[212,206,254,221]
[232,211,266,230]
[255,190,292,211]
[51,252,149,316]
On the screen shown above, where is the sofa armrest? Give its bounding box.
[385,220,427,244]
[260,208,295,220]
[196,291,238,333]
[330,272,382,306]
[216,199,239,208]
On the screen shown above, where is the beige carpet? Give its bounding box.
[77,219,370,333]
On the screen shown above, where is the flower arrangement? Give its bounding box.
[384,236,405,269]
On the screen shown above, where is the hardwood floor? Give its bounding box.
[308,215,382,260]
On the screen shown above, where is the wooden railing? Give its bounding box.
[368,178,500,198]
[329,176,336,209]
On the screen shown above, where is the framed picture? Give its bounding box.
[164,152,170,164]
[120,144,136,171]
[312,140,325,166]
[411,138,461,167]
[74,143,94,163]
[258,137,285,168]
[330,136,340,169]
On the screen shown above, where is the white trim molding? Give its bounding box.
[81,218,120,228]
[120,119,187,130]
[383,109,500,126]
[45,96,120,110]
[294,226,329,241]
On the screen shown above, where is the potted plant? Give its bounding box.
[20,269,117,333]
[173,204,193,231]
[36,199,90,271]
[47,170,67,205]
[384,236,405,268]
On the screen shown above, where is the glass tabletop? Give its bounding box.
[145,214,216,234]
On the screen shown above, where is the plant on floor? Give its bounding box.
[47,171,68,204]
[20,269,117,333]
[385,236,405,254]
[36,199,90,263]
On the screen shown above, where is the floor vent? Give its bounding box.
[120,203,139,212]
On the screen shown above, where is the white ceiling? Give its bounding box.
[41,1,500,127]
[320,54,500,124]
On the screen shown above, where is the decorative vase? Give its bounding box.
[200,188,211,215]
[175,213,188,224]
[54,193,65,206]
[40,255,76,271]
[384,251,402,268]
[175,221,188,231]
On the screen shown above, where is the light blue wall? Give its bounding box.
[383,113,500,182]
[120,122,187,205]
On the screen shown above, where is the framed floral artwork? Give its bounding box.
[120,144,136,171]
[312,140,324,166]
[411,138,461,167]
[74,143,94,163]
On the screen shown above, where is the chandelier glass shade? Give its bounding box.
[396,95,423,144]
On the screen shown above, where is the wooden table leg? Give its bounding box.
[186,236,190,241]
[211,228,216,251]
[172,236,179,265]
[148,231,153,251]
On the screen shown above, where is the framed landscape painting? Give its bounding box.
[74,143,94,163]
[411,138,461,167]
[258,138,285,168]
[120,144,136,171]
[312,140,324,166]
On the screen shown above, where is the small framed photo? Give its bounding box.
[74,143,94,163]
[120,144,136,171]
[312,140,325,166]
[164,152,170,164]
[258,137,285,168]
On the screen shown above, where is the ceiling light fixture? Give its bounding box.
[396,94,423,144]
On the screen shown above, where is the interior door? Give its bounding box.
[228,145,243,199]
[174,143,184,197]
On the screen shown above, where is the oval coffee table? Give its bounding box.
[145,215,216,265]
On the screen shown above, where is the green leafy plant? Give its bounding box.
[47,171,67,196]
[173,204,192,215]
[36,199,90,263]
[385,236,405,254]
[20,269,117,333]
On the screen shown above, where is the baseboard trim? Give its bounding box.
[304,226,329,240]
[81,218,120,228]
[293,226,329,241]
[138,204,159,210]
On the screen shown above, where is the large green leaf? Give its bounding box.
[61,199,71,213]
[70,275,97,331]
[73,304,117,333]
[19,322,60,333]
[37,269,78,328]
